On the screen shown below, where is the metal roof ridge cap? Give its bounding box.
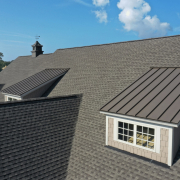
[100,111,178,127]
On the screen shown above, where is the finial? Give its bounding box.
[35,35,40,40]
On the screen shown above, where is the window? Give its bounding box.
[136,125,154,150]
[118,122,134,144]
[5,95,21,102]
[114,118,158,152]
[7,97,17,101]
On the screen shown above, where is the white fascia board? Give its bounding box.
[21,73,66,97]
[106,116,108,145]
[2,93,21,99]
[168,127,174,166]
[100,111,178,128]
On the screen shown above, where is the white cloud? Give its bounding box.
[117,0,171,38]
[94,10,108,23]
[93,0,109,7]
[74,0,92,7]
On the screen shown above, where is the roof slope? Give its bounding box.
[1,68,69,96]
[0,95,82,180]
[101,67,180,124]
[1,35,180,179]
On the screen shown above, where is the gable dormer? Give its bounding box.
[31,41,44,57]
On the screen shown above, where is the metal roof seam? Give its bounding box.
[99,68,152,111]
[146,83,180,119]
[124,68,175,115]
[107,68,160,112]
[115,68,167,113]
[135,72,180,117]
[170,109,180,123]
[157,94,180,121]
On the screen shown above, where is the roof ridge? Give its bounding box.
[56,34,180,51]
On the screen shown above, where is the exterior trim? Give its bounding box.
[4,94,22,100]
[168,127,174,166]
[113,117,158,153]
[100,111,178,128]
[106,116,108,145]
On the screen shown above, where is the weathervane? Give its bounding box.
[35,35,40,40]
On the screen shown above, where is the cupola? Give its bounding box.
[31,41,44,57]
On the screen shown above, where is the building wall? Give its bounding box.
[173,126,180,159]
[108,117,169,164]
[23,79,56,99]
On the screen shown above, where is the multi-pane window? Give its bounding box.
[118,122,134,144]
[117,121,155,150]
[8,97,18,101]
[136,125,155,149]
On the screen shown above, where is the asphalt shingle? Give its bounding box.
[0,35,180,179]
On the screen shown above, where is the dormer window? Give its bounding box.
[5,95,21,101]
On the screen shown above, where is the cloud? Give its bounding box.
[73,0,92,7]
[93,0,109,7]
[117,0,171,38]
[94,10,108,23]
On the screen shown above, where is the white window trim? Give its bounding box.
[5,95,22,101]
[113,117,160,153]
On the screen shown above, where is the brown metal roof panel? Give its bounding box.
[127,68,180,116]
[118,68,174,115]
[136,76,180,118]
[158,96,180,123]
[100,68,157,112]
[1,69,69,96]
[171,110,180,124]
[109,68,166,113]
[147,84,180,121]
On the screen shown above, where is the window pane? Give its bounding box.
[143,134,148,140]
[143,127,148,133]
[149,128,154,135]
[148,135,154,142]
[118,128,123,134]
[148,142,154,149]
[129,124,134,130]
[142,140,148,147]
[124,136,128,141]
[124,123,128,129]
[118,122,123,128]
[124,130,128,135]
[118,134,123,140]
[128,137,133,143]
[136,139,142,146]
[129,130,133,136]
[137,125,142,132]
[136,132,142,139]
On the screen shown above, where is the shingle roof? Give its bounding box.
[100,67,180,124]
[0,95,82,180]
[1,35,180,179]
[1,68,69,96]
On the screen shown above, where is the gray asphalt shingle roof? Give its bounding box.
[0,35,180,179]
[100,67,180,124]
[1,68,69,96]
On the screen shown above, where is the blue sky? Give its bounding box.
[0,0,180,61]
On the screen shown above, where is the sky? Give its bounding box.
[0,0,180,62]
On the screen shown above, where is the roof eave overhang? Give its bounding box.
[1,92,22,99]
[100,111,179,128]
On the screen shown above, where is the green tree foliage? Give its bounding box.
[0,52,11,72]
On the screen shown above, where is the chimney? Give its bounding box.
[31,41,44,57]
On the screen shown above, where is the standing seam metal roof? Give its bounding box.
[1,68,69,96]
[100,67,180,124]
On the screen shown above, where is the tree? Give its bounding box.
[0,52,3,60]
[0,52,11,72]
